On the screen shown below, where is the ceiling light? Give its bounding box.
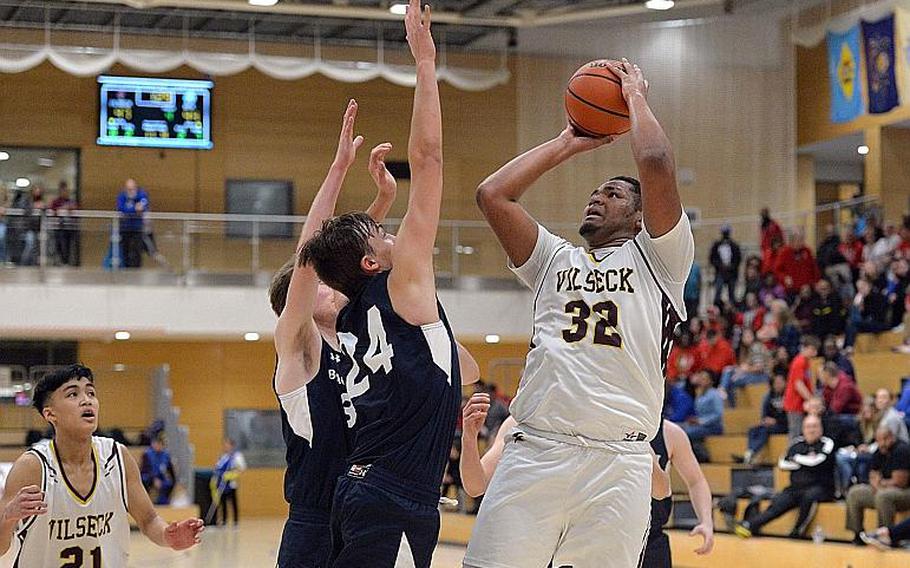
[37,157,54,167]
[15,177,29,188]
[0,151,9,161]
[244,332,261,342]
[485,334,501,344]
[857,145,870,155]
[113,363,126,372]
[114,331,131,340]
[389,3,408,15]
[645,0,675,9]
[248,0,278,5]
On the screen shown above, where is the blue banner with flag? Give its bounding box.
[862,14,900,114]
[826,25,864,123]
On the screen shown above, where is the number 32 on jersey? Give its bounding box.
[337,306,394,427]
[562,300,622,347]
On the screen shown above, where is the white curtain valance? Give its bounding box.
[0,42,510,91]
[791,0,910,47]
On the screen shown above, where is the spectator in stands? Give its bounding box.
[844,277,891,349]
[709,224,741,306]
[679,370,724,446]
[839,229,865,274]
[684,260,702,318]
[821,363,862,418]
[837,392,909,492]
[0,187,9,264]
[864,224,893,268]
[759,207,784,271]
[735,414,835,539]
[774,230,820,298]
[699,328,736,378]
[894,379,910,430]
[140,435,176,505]
[116,178,150,269]
[49,181,79,266]
[213,438,246,526]
[665,379,695,424]
[758,273,785,306]
[13,185,46,266]
[734,373,788,465]
[667,331,702,383]
[720,329,770,408]
[885,258,908,328]
[792,284,815,332]
[822,337,855,381]
[783,336,820,441]
[741,261,763,302]
[810,279,847,343]
[846,425,910,546]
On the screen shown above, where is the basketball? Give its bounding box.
[564,60,631,137]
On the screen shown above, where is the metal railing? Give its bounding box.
[0,195,880,283]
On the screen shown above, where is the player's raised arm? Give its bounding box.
[0,453,45,556]
[457,341,480,385]
[664,420,714,555]
[610,59,681,239]
[387,0,443,326]
[274,100,363,395]
[476,128,613,267]
[365,142,398,223]
[122,444,204,551]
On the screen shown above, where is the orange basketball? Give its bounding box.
[564,60,630,137]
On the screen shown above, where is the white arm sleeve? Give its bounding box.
[508,224,567,290]
[635,207,695,284]
[278,385,314,443]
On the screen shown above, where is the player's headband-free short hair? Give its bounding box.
[268,256,296,317]
[32,364,94,413]
[299,212,379,299]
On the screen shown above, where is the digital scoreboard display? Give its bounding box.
[97,75,213,150]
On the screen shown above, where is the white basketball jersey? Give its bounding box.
[509,212,694,446]
[2,437,130,568]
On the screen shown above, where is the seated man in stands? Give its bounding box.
[678,370,724,454]
[845,425,910,546]
[734,414,835,539]
[141,436,176,506]
[719,328,770,408]
[821,362,862,419]
[734,373,787,465]
[822,337,855,382]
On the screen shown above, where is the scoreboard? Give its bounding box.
[97,75,213,150]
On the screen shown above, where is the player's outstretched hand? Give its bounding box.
[405,0,435,64]
[462,392,490,439]
[608,58,649,103]
[2,485,47,522]
[369,143,397,197]
[333,99,365,170]
[690,522,714,555]
[164,518,204,551]
[558,124,616,155]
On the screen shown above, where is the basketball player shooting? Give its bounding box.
[300,0,480,565]
[0,365,203,567]
[464,59,694,568]
[269,99,398,568]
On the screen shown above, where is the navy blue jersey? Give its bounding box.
[649,421,673,531]
[274,339,353,516]
[336,271,461,498]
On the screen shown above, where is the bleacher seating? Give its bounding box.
[665,333,910,542]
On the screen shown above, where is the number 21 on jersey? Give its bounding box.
[337,306,394,426]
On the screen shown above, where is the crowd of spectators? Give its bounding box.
[667,206,910,545]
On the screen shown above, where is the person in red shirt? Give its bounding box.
[667,332,703,382]
[699,329,736,377]
[774,231,820,296]
[783,335,820,440]
[821,362,862,416]
[838,231,865,271]
[760,207,784,260]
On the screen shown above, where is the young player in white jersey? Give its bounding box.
[465,59,694,568]
[0,365,202,568]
